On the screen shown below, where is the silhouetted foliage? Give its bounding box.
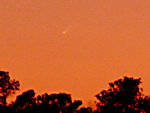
[0,71,20,111]
[2,70,150,113]
[77,107,93,113]
[36,92,82,113]
[95,76,145,113]
[11,89,36,112]
[7,91,82,113]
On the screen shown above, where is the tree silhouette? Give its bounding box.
[36,92,82,113]
[8,91,82,113]
[11,89,36,112]
[95,76,144,113]
[77,107,93,113]
[0,71,20,111]
[2,70,150,113]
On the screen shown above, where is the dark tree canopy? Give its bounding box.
[35,92,82,113]
[95,76,144,113]
[1,70,150,113]
[12,89,36,112]
[77,107,93,113]
[8,90,82,113]
[0,71,20,110]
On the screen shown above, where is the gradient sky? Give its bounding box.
[0,0,150,106]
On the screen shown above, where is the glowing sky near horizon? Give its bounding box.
[0,0,150,106]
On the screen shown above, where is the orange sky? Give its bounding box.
[0,0,150,106]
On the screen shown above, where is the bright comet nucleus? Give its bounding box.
[63,29,69,35]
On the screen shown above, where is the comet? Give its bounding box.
[63,29,69,35]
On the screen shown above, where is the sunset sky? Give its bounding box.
[0,0,150,106]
